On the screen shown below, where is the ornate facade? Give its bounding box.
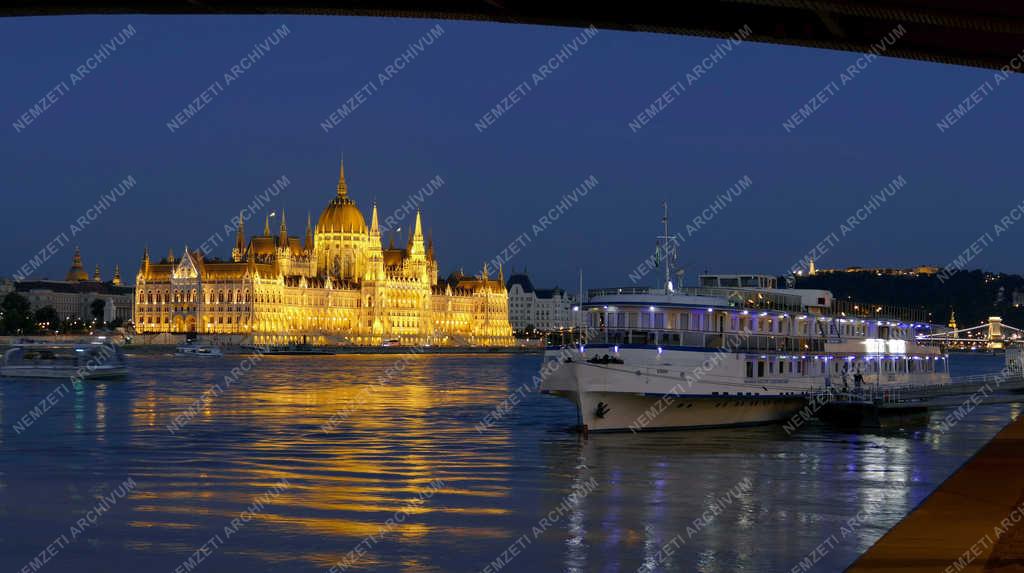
[133,163,513,346]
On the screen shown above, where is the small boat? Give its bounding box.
[175,344,224,357]
[261,344,331,355]
[1,342,128,380]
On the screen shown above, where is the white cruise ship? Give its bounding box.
[539,273,950,432]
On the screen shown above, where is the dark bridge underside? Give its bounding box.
[5,1,1024,71]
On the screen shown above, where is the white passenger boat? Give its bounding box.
[539,213,949,432]
[175,344,224,357]
[1,341,128,380]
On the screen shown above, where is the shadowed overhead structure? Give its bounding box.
[4,1,1024,71]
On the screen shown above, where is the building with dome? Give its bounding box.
[11,247,133,325]
[133,162,513,346]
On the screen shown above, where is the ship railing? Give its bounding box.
[586,286,804,313]
[549,327,827,353]
[810,385,905,405]
[814,370,1024,405]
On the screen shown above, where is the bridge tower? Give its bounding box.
[989,316,1004,350]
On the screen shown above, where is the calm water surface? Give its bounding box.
[0,351,1017,572]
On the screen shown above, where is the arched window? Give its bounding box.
[218,291,225,304]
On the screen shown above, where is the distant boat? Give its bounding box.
[262,344,331,355]
[382,338,401,347]
[175,344,224,357]
[1,342,128,380]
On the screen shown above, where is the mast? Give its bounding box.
[657,201,674,292]
[578,267,583,344]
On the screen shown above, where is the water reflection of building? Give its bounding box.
[13,247,133,323]
[134,163,513,346]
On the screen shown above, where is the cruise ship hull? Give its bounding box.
[546,387,808,432]
[541,356,812,432]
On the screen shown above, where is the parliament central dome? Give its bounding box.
[317,161,367,234]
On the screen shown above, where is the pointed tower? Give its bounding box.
[948,308,958,331]
[305,212,314,252]
[167,247,175,264]
[65,247,89,282]
[233,211,246,262]
[263,214,271,237]
[141,246,150,276]
[279,210,288,246]
[336,158,349,201]
[93,264,101,282]
[499,262,505,284]
[409,210,426,259]
[425,228,438,285]
[359,201,385,342]
[112,264,121,286]
[364,203,384,281]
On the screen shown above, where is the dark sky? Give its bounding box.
[3,15,1022,290]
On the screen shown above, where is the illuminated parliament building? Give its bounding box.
[134,163,513,346]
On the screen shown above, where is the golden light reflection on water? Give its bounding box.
[2,353,1021,572]
[120,354,518,567]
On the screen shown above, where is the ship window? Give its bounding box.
[654,313,665,329]
[757,361,765,377]
[769,361,774,374]
[746,361,753,378]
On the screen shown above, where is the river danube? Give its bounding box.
[0,351,1016,572]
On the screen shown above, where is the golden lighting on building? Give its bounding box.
[134,162,513,346]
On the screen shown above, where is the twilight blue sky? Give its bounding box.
[2,15,1022,290]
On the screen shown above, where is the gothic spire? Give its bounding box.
[370,203,380,236]
[236,211,246,253]
[408,209,425,258]
[113,264,121,286]
[279,209,288,246]
[413,209,424,241]
[264,214,271,236]
[305,212,314,251]
[167,247,175,263]
[336,158,349,201]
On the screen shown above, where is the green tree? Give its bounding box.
[33,306,60,333]
[1,292,35,335]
